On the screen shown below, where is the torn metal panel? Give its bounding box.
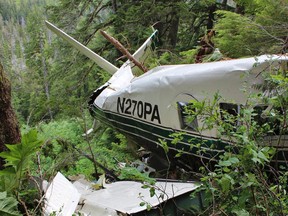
[43,172,201,216]
[216,0,237,8]
[74,179,200,215]
[43,172,81,216]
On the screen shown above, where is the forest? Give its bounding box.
[0,0,288,215]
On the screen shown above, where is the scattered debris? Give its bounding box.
[131,160,156,176]
[43,172,80,216]
[43,172,202,216]
[91,174,106,190]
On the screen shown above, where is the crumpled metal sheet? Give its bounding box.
[74,179,200,215]
[43,172,200,216]
[43,172,81,216]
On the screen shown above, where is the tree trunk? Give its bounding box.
[168,11,179,49]
[40,34,53,120]
[207,4,216,30]
[0,61,21,168]
[111,0,117,12]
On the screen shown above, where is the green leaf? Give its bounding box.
[258,151,269,162]
[149,187,155,197]
[223,167,230,172]
[141,185,150,189]
[219,160,231,167]
[159,139,169,153]
[228,157,239,164]
[0,129,43,193]
[0,192,21,216]
[146,204,152,211]
[0,129,43,170]
[218,174,234,193]
[232,209,250,216]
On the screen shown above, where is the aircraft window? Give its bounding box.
[219,103,287,135]
[220,103,239,117]
[252,105,269,126]
[219,103,241,129]
[177,102,198,131]
[253,105,287,135]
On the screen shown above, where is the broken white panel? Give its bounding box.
[216,0,236,8]
[73,179,118,216]
[74,180,200,215]
[43,172,81,216]
[227,0,237,7]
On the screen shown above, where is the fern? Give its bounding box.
[0,192,21,216]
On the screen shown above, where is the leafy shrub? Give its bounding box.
[0,129,43,215]
[0,191,21,216]
[118,167,155,185]
[36,118,136,179]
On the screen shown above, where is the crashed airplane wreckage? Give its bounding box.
[44,172,202,216]
[46,21,288,171]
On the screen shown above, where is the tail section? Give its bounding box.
[132,30,158,62]
[46,21,158,76]
[129,30,158,75]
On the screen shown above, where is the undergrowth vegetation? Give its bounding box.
[34,118,136,179]
[0,117,137,215]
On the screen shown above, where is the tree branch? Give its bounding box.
[100,30,148,73]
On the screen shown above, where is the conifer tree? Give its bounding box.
[214,0,288,57]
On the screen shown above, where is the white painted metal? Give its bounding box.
[74,179,199,215]
[43,172,81,216]
[43,172,199,216]
[97,55,288,132]
[45,21,119,75]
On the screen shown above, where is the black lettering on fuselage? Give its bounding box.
[124,98,132,114]
[117,97,125,113]
[151,105,161,124]
[144,102,152,120]
[137,101,143,118]
[117,97,161,124]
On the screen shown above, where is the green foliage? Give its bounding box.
[36,119,84,176]
[215,0,288,58]
[214,11,262,58]
[118,167,155,185]
[3,0,287,125]
[94,131,136,170]
[0,130,42,169]
[2,0,288,214]
[0,192,21,216]
[0,129,43,193]
[179,49,198,64]
[0,129,44,215]
[197,146,286,215]
[36,118,136,179]
[112,0,217,52]
[0,120,137,213]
